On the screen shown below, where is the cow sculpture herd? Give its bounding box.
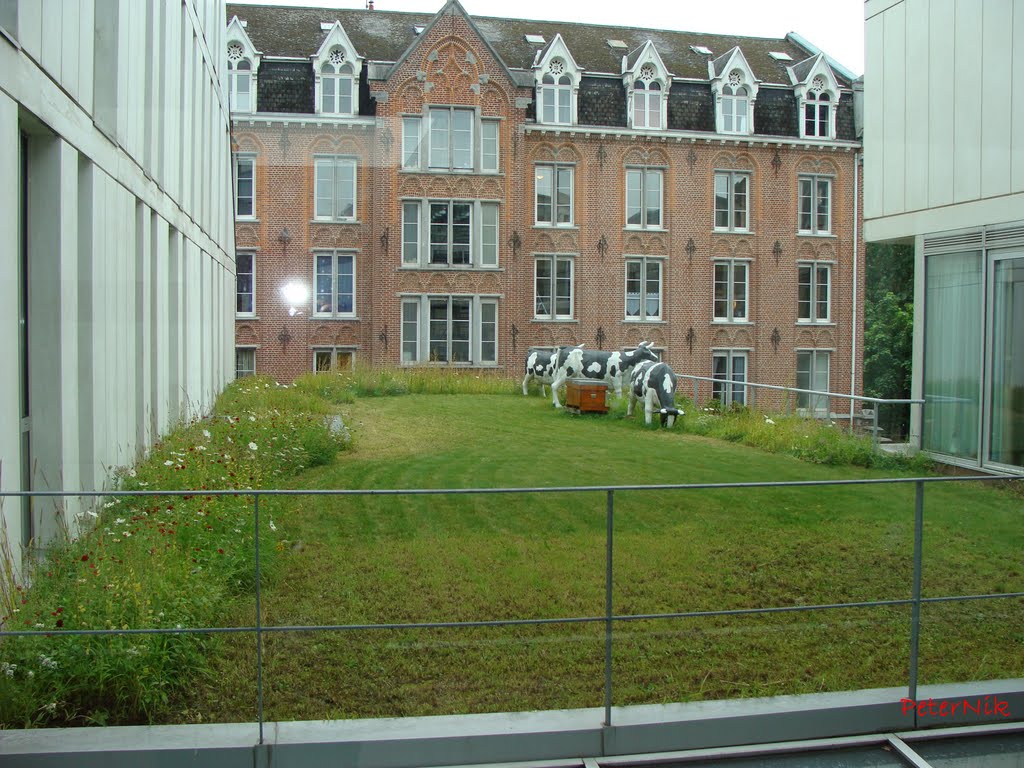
[522,342,683,427]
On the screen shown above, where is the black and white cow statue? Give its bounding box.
[550,342,659,408]
[522,345,582,397]
[628,360,682,427]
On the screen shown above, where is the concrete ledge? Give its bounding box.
[2,680,1022,768]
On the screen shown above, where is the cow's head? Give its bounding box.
[626,341,659,367]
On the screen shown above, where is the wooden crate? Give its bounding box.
[565,379,609,414]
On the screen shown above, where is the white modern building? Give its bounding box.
[0,0,237,569]
[864,0,1024,473]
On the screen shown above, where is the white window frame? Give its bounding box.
[798,174,832,235]
[721,84,749,134]
[401,199,499,269]
[234,153,256,219]
[429,107,474,171]
[802,91,832,139]
[402,109,496,173]
[228,58,254,113]
[796,349,831,414]
[624,256,663,321]
[313,250,356,318]
[712,350,748,407]
[314,155,357,222]
[400,295,498,366]
[481,119,500,173]
[797,262,832,323]
[534,254,574,320]
[625,168,664,230]
[539,73,573,125]
[713,259,749,322]
[630,79,664,130]
[236,252,255,316]
[534,164,574,226]
[714,171,749,232]
[235,347,256,378]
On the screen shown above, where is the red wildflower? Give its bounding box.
[81,554,89,562]
[217,548,225,555]
[56,619,64,628]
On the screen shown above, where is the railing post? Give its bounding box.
[873,407,881,452]
[255,493,265,744]
[693,380,699,409]
[604,489,614,728]
[908,480,924,709]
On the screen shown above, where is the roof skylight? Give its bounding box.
[607,39,627,49]
[691,45,712,55]
[525,34,546,45]
[769,51,793,61]
[413,25,425,35]
[320,22,334,31]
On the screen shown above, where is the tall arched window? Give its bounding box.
[539,59,572,125]
[721,71,748,133]
[804,77,831,137]
[632,66,663,129]
[227,43,253,113]
[321,48,354,115]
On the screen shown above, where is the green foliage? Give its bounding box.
[0,376,349,727]
[864,242,915,438]
[678,407,933,471]
[291,365,516,400]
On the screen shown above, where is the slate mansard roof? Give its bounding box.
[226,2,858,140]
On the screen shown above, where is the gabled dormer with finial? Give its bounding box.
[312,20,364,116]
[622,41,670,131]
[533,34,582,126]
[789,53,839,139]
[709,46,759,135]
[226,16,260,113]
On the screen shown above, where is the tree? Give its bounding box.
[863,242,914,439]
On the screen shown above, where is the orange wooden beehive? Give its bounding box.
[565,379,609,414]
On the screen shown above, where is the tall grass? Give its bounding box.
[0,377,349,727]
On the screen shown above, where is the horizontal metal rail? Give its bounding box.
[1,474,1020,741]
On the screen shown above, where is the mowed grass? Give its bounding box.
[173,394,1023,723]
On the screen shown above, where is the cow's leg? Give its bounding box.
[541,383,548,397]
[551,372,566,408]
[627,390,636,417]
[644,388,658,425]
[612,373,623,399]
[522,372,531,396]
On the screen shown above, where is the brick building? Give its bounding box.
[227,1,863,412]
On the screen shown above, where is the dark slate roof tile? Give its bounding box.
[226,4,852,87]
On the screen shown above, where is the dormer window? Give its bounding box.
[533,34,582,127]
[228,45,253,112]
[313,20,363,117]
[721,71,749,133]
[803,76,831,138]
[623,42,669,131]
[540,59,572,124]
[710,48,758,136]
[632,67,663,130]
[321,49,354,115]
[226,17,259,114]
[792,55,839,140]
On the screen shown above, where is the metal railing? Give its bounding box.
[679,374,924,449]
[1,474,1022,743]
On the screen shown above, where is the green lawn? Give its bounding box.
[172,394,1023,724]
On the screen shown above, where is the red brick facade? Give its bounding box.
[231,3,864,411]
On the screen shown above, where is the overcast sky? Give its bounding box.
[238,0,866,75]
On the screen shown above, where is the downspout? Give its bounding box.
[849,151,861,424]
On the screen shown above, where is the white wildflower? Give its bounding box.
[39,655,58,670]
[765,418,776,425]
[164,460,174,466]
[103,501,116,509]
[123,531,132,537]
[268,520,277,532]
[203,429,212,439]
[44,702,57,714]
[128,469,137,477]
[1,662,16,678]
[248,442,258,451]
[115,518,125,525]
[249,415,257,422]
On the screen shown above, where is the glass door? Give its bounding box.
[986,251,1024,470]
